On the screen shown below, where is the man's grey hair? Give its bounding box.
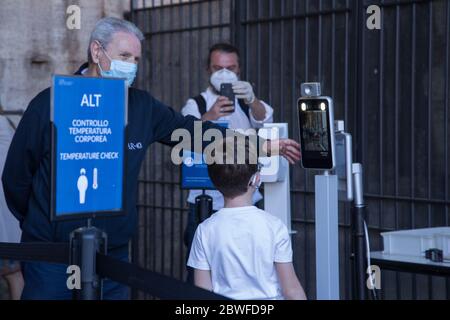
[87,17,145,63]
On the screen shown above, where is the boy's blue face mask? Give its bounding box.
[98,46,138,87]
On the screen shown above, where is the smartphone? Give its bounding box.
[220,83,235,114]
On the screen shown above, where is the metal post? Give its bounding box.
[351,163,368,300]
[70,226,107,300]
[195,192,213,224]
[260,123,293,233]
[264,177,292,233]
[315,172,340,300]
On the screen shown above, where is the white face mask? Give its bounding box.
[249,173,262,190]
[210,68,238,92]
[98,45,138,87]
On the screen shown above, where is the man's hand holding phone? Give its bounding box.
[233,81,255,105]
[201,96,235,121]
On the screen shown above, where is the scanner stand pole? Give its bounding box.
[315,171,340,300]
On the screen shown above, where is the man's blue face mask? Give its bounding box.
[98,45,138,87]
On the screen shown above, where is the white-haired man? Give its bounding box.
[2,17,301,300]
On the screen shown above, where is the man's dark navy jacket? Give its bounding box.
[1,66,226,255]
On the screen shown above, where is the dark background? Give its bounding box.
[128,0,450,300]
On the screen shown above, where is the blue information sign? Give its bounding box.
[181,121,228,190]
[181,151,216,190]
[51,75,127,220]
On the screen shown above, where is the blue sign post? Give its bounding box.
[51,75,127,221]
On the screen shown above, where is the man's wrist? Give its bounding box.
[247,96,257,106]
[201,113,213,121]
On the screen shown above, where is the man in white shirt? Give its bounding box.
[181,43,274,282]
[188,137,306,300]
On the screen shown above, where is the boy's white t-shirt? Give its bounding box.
[187,206,293,300]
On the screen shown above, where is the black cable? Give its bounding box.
[363,220,380,301]
[0,242,229,300]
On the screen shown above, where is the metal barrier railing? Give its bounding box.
[0,237,228,300]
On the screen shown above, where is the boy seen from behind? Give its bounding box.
[187,137,307,300]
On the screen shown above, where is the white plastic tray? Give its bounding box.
[381,227,450,259]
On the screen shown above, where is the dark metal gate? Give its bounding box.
[130,0,450,300]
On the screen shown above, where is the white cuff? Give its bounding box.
[249,100,274,126]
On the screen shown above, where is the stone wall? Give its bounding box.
[0,0,129,300]
[0,0,130,116]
